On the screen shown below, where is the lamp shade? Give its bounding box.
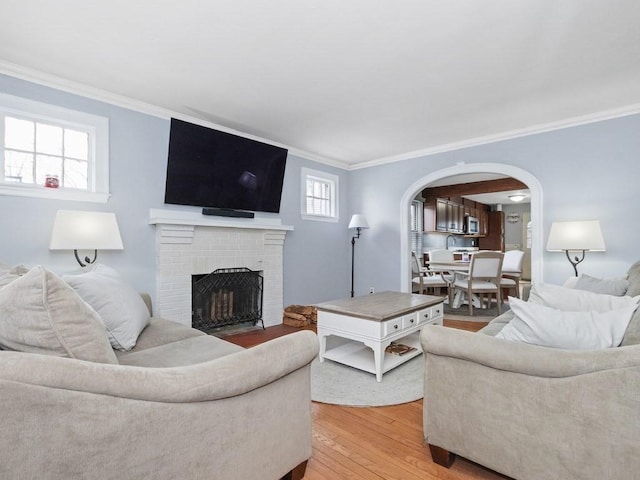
[50,210,124,250]
[348,214,369,230]
[546,220,605,252]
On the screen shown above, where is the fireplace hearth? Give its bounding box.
[192,268,264,332]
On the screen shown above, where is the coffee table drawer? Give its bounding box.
[416,304,444,325]
[383,317,403,336]
[402,313,419,329]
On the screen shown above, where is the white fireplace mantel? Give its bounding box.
[149,208,292,327]
[148,208,294,231]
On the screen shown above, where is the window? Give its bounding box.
[410,200,423,255]
[0,93,110,203]
[301,167,338,222]
[410,200,422,232]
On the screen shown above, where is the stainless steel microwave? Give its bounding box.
[466,216,479,234]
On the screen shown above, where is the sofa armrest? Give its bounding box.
[421,324,640,480]
[0,330,319,402]
[1,330,319,480]
[420,325,640,378]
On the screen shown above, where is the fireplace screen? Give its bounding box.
[192,268,264,332]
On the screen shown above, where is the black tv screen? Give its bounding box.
[164,118,288,213]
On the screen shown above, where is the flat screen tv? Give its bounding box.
[164,118,288,214]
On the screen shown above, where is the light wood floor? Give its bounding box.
[223,320,511,480]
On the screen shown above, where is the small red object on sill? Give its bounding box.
[45,175,59,188]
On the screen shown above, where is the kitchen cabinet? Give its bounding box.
[478,210,489,236]
[478,211,504,250]
[424,199,464,233]
[424,198,494,236]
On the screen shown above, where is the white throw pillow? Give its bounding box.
[496,297,638,350]
[529,282,639,312]
[64,264,150,351]
[572,274,629,296]
[0,264,29,289]
[0,266,118,363]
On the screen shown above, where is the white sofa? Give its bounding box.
[0,264,318,480]
[421,262,640,480]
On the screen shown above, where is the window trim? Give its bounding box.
[301,167,339,222]
[0,92,110,203]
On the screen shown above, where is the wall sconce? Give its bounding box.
[546,220,605,276]
[348,214,369,297]
[50,210,124,267]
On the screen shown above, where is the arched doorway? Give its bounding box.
[399,163,543,292]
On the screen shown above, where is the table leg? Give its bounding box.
[364,340,386,382]
[317,329,327,362]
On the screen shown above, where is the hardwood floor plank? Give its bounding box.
[223,318,510,480]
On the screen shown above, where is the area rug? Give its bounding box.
[311,354,423,407]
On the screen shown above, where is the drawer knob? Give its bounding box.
[394,325,399,329]
[410,319,415,323]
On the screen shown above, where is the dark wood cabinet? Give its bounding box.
[478,211,504,250]
[435,199,448,231]
[425,198,480,234]
[425,199,465,233]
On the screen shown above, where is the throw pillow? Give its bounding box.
[64,264,150,351]
[529,282,640,312]
[625,260,640,297]
[572,274,629,296]
[496,297,638,350]
[0,264,29,289]
[0,266,118,363]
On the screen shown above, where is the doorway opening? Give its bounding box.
[399,163,543,292]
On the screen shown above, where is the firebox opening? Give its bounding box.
[192,267,264,333]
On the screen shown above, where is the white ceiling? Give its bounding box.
[1,1,640,169]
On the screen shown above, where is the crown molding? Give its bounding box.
[0,61,348,169]
[349,103,640,170]
[3,60,639,173]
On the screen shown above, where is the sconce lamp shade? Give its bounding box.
[546,220,606,252]
[50,210,124,251]
[348,214,369,230]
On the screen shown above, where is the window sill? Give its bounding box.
[0,184,110,203]
[301,213,339,223]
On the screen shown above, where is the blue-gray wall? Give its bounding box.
[0,74,351,306]
[349,114,640,293]
[2,73,640,309]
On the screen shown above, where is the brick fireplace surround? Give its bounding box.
[149,209,293,328]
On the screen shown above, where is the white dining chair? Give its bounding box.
[451,251,504,315]
[500,249,525,299]
[412,251,449,295]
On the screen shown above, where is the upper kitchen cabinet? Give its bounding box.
[424,197,487,235]
[424,198,465,233]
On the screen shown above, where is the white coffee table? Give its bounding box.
[315,291,444,382]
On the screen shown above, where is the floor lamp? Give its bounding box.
[546,220,606,276]
[349,214,369,297]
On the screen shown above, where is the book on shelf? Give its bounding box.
[385,342,417,356]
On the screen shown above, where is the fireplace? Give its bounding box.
[150,208,293,328]
[192,268,264,332]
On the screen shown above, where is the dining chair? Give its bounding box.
[427,249,457,301]
[451,251,504,315]
[500,249,525,299]
[412,251,448,295]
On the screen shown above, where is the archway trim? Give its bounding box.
[399,163,543,292]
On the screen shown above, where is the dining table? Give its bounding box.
[424,260,484,309]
